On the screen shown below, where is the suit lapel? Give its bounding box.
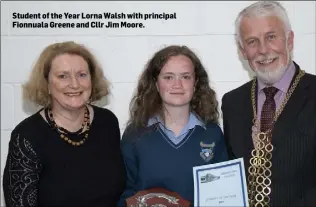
[241,82,256,154]
[272,64,309,142]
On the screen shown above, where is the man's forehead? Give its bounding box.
[240,16,285,35]
[241,15,284,28]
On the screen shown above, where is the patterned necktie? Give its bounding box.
[260,87,278,133]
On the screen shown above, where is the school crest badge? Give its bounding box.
[200,141,215,162]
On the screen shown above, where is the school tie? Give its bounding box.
[260,87,278,133]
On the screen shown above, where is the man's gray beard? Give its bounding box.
[255,64,288,85]
[254,49,291,85]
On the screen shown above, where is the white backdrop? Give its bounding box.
[1,1,315,206]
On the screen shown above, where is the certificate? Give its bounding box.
[193,158,249,207]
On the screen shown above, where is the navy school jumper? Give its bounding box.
[117,122,229,206]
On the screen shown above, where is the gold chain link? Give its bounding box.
[251,69,305,133]
[248,69,305,207]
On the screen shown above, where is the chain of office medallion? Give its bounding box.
[247,69,305,207]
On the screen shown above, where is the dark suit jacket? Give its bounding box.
[221,62,316,206]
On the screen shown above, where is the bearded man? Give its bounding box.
[221,1,316,206]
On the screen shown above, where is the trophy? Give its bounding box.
[126,188,191,207]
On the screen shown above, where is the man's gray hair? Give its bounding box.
[235,1,292,48]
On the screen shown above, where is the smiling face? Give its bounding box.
[48,53,92,111]
[239,15,294,85]
[156,55,196,108]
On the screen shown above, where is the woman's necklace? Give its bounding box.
[45,106,91,146]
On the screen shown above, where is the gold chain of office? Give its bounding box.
[247,69,305,207]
